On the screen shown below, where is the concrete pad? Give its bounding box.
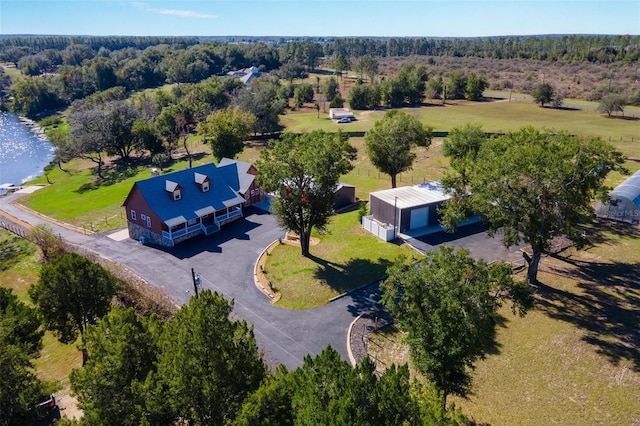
[107,229,130,241]
[15,185,46,194]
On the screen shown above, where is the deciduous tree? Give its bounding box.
[26,223,66,263]
[197,106,256,162]
[597,94,626,117]
[256,130,356,257]
[334,54,350,79]
[532,82,554,107]
[464,72,488,101]
[441,126,626,283]
[293,83,314,107]
[381,246,533,407]
[29,253,120,344]
[364,110,432,188]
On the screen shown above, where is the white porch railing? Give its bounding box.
[215,207,242,224]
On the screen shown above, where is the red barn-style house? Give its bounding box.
[217,158,265,206]
[122,160,264,247]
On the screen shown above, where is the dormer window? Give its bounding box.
[194,172,210,193]
[166,180,182,201]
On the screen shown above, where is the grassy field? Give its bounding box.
[286,101,640,147]
[266,210,416,309]
[367,222,640,425]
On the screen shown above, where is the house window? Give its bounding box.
[141,213,146,221]
[130,210,136,221]
[202,182,209,192]
[146,216,152,228]
[173,189,181,201]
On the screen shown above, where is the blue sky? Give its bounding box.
[1,1,638,37]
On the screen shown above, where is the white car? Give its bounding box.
[336,117,351,123]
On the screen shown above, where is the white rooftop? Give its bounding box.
[370,182,450,209]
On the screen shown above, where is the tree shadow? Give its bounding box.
[606,115,640,121]
[309,255,394,296]
[74,152,213,193]
[535,256,640,371]
[577,219,640,248]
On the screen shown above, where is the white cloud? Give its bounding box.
[132,2,217,19]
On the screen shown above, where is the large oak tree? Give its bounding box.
[256,130,356,257]
[197,106,256,162]
[441,126,626,284]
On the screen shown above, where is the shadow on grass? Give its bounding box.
[577,219,640,248]
[75,152,211,193]
[536,255,640,371]
[605,115,640,121]
[75,159,143,193]
[310,255,393,296]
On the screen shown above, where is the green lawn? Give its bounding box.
[266,210,416,309]
[284,101,640,150]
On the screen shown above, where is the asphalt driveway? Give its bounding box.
[80,206,377,370]
[1,190,527,370]
[404,223,527,264]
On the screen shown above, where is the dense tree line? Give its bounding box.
[3,41,287,118]
[3,34,638,117]
[0,36,198,61]
[65,290,470,425]
[329,34,640,63]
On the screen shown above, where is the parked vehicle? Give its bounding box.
[33,394,60,425]
[336,117,351,123]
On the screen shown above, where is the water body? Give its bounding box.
[0,111,54,189]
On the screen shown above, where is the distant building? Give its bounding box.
[227,66,262,84]
[329,108,355,120]
[594,169,640,224]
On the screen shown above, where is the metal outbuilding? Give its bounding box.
[594,169,640,224]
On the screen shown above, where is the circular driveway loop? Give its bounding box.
[85,207,378,370]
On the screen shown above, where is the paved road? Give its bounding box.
[0,192,379,370]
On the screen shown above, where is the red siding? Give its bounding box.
[123,185,163,235]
